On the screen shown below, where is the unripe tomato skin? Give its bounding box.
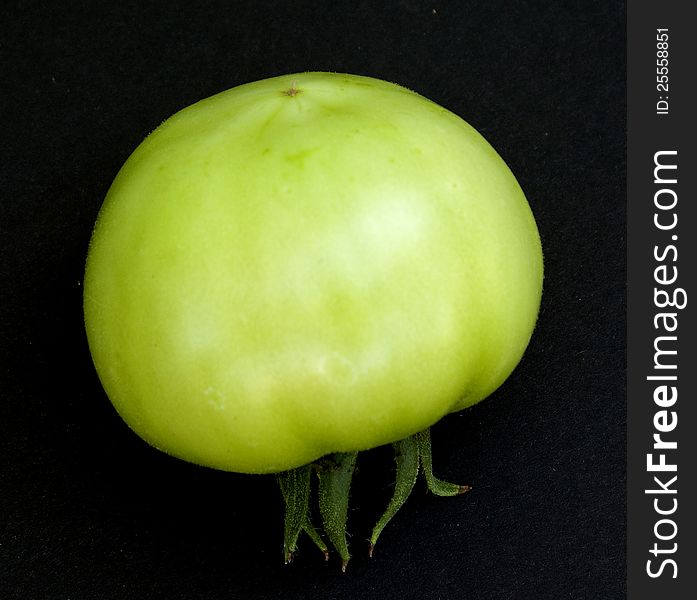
[84,72,542,474]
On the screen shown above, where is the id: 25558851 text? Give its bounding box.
[656,28,669,115]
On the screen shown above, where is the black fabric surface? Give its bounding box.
[1,1,626,598]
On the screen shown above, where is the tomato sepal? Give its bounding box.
[277,465,328,564]
[368,435,419,557]
[277,427,470,569]
[416,429,472,497]
[317,452,358,572]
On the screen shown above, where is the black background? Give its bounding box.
[1,1,625,598]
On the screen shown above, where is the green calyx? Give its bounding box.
[276,428,470,571]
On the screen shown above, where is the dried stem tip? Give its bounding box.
[282,80,301,97]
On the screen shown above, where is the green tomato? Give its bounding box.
[84,72,542,476]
